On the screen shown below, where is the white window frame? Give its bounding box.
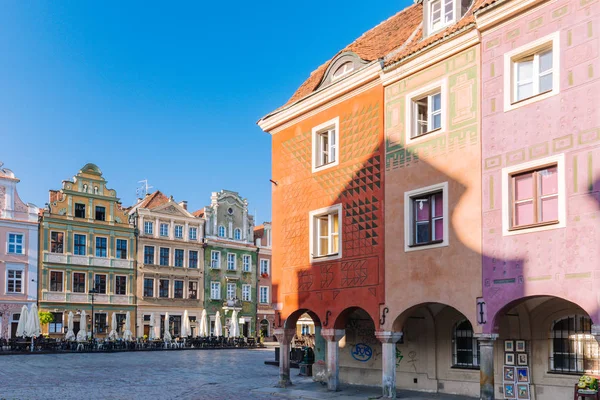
[144,221,153,235]
[429,0,455,33]
[94,273,107,294]
[504,31,560,112]
[6,266,24,294]
[189,227,197,240]
[312,117,340,173]
[72,271,86,293]
[174,225,183,239]
[242,255,251,272]
[404,182,449,252]
[95,236,108,258]
[114,275,127,296]
[158,278,170,298]
[242,284,251,301]
[115,238,128,259]
[73,233,87,256]
[7,233,24,255]
[259,286,269,304]
[211,251,221,269]
[210,281,221,300]
[260,259,270,275]
[143,277,155,297]
[501,154,566,236]
[49,269,64,292]
[227,253,236,270]
[234,228,241,240]
[159,223,169,237]
[308,204,343,262]
[226,282,236,300]
[218,225,226,238]
[405,79,447,143]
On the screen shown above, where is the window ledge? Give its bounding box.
[409,127,442,142]
[311,253,341,263]
[547,371,586,376]
[405,240,448,252]
[408,240,444,248]
[313,161,339,174]
[451,365,480,370]
[509,220,559,232]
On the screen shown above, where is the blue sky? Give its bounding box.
[0,0,409,221]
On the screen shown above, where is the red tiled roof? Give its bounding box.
[138,191,169,210]
[473,0,502,12]
[192,208,204,218]
[254,225,265,239]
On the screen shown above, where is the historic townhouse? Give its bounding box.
[129,191,204,338]
[254,222,275,339]
[0,163,39,339]
[39,164,135,338]
[196,190,258,337]
[477,0,600,398]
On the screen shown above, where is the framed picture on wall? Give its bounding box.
[516,367,529,383]
[504,340,514,352]
[503,366,515,382]
[505,352,515,365]
[517,353,528,366]
[517,384,530,399]
[516,340,526,352]
[504,383,516,399]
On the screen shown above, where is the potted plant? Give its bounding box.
[38,311,54,334]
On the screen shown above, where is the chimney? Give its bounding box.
[179,200,188,210]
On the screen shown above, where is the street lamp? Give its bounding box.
[89,288,97,341]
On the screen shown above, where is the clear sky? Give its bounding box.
[0,0,410,221]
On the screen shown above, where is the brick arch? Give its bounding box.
[283,308,322,330]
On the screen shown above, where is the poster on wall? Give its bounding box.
[504,383,516,399]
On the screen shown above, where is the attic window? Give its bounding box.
[332,62,354,81]
[430,0,455,32]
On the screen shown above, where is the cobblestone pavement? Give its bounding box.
[0,348,280,400]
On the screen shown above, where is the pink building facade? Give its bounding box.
[479,0,600,397]
[0,163,39,339]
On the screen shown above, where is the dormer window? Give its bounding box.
[430,0,454,32]
[332,61,354,81]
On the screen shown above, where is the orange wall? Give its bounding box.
[271,84,385,327]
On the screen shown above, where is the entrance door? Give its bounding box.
[11,323,18,338]
[74,322,80,337]
[243,322,249,337]
[260,319,269,338]
[143,325,150,337]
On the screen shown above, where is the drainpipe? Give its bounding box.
[255,246,260,338]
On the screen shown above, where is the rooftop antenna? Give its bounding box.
[136,179,153,199]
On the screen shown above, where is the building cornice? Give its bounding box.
[258,62,382,133]
[206,237,258,252]
[0,219,38,228]
[475,0,551,31]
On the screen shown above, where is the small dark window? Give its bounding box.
[116,239,127,259]
[94,274,107,294]
[159,280,169,298]
[453,320,479,368]
[143,278,154,297]
[189,251,198,268]
[174,280,184,298]
[75,203,86,218]
[50,271,63,292]
[115,276,127,295]
[51,232,64,253]
[159,248,169,266]
[144,246,155,265]
[94,313,107,333]
[95,206,106,221]
[174,249,184,267]
[74,234,86,256]
[72,273,85,293]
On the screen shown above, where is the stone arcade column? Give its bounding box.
[321,328,345,392]
[273,328,295,387]
[375,331,403,398]
[476,333,498,400]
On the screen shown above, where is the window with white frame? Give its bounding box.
[242,284,251,301]
[116,239,127,259]
[95,237,107,257]
[504,32,560,110]
[502,154,565,235]
[7,233,24,254]
[74,234,86,256]
[115,276,127,295]
[260,259,269,275]
[412,90,442,138]
[218,226,226,237]
[175,225,183,238]
[49,312,63,334]
[259,286,269,304]
[404,182,449,251]
[144,221,153,235]
[50,231,64,253]
[188,281,198,299]
[211,281,221,300]
[160,223,169,237]
[312,117,339,172]
[227,253,236,270]
[227,282,236,300]
[429,0,454,32]
[332,61,354,80]
[242,255,251,272]
[189,227,197,240]
[309,204,342,261]
[211,251,221,269]
[234,228,241,240]
[50,271,63,292]
[7,269,23,293]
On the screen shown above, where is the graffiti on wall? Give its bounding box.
[351,343,373,362]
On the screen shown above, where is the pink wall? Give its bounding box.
[480,0,600,332]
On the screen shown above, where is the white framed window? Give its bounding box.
[218,226,226,238]
[144,221,153,235]
[174,225,183,239]
[404,182,449,252]
[6,268,23,293]
[160,223,169,237]
[73,234,86,256]
[211,251,221,269]
[242,255,251,272]
[242,284,251,301]
[260,259,270,275]
[226,282,236,300]
[332,61,354,81]
[50,231,64,253]
[406,80,446,142]
[234,228,241,240]
[504,32,560,111]
[259,286,269,304]
[309,204,342,262]
[429,0,454,32]
[227,253,236,270]
[210,281,221,300]
[7,233,24,255]
[501,154,565,236]
[312,117,340,173]
[95,237,108,257]
[189,227,197,240]
[49,312,63,334]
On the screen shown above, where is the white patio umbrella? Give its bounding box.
[28,304,41,338]
[231,310,239,338]
[15,305,28,338]
[153,314,160,340]
[122,311,133,341]
[199,309,208,337]
[76,310,87,342]
[163,312,172,341]
[214,311,222,337]
[108,313,118,340]
[65,311,75,341]
[181,310,190,338]
[148,312,155,340]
